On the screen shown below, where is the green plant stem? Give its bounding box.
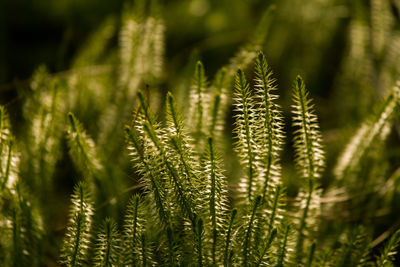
[102,221,112,267]
[243,196,261,267]
[196,219,204,267]
[296,179,313,260]
[224,209,237,267]
[166,227,176,266]
[306,242,316,267]
[267,185,281,235]
[194,62,204,140]
[141,234,146,267]
[257,54,274,205]
[256,228,277,266]
[236,69,255,202]
[294,77,317,260]
[208,138,217,265]
[209,93,221,137]
[276,224,290,267]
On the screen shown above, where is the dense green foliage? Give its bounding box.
[1,0,400,266]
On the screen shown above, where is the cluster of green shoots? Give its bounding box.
[1,0,400,266]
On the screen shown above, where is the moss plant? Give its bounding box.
[1,1,400,266]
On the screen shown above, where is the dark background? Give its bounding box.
[0,0,347,99]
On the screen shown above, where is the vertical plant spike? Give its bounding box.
[376,229,400,266]
[122,195,146,265]
[189,61,209,147]
[60,182,94,267]
[125,126,170,227]
[256,228,277,266]
[291,76,325,260]
[208,137,219,265]
[233,69,259,203]
[67,113,102,186]
[266,184,282,237]
[166,92,183,137]
[276,223,291,267]
[203,137,229,265]
[94,218,120,267]
[291,76,325,183]
[334,83,400,182]
[254,52,284,206]
[209,91,221,138]
[208,67,228,140]
[243,195,262,267]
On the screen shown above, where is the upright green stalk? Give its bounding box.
[306,242,316,267]
[243,196,261,266]
[234,69,257,202]
[276,224,290,267]
[208,138,217,264]
[254,52,284,205]
[224,209,237,267]
[60,183,94,267]
[189,61,208,145]
[291,76,324,260]
[122,195,146,266]
[196,219,204,267]
[141,234,147,267]
[266,185,281,235]
[94,218,120,267]
[256,228,277,266]
[208,67,227,138]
